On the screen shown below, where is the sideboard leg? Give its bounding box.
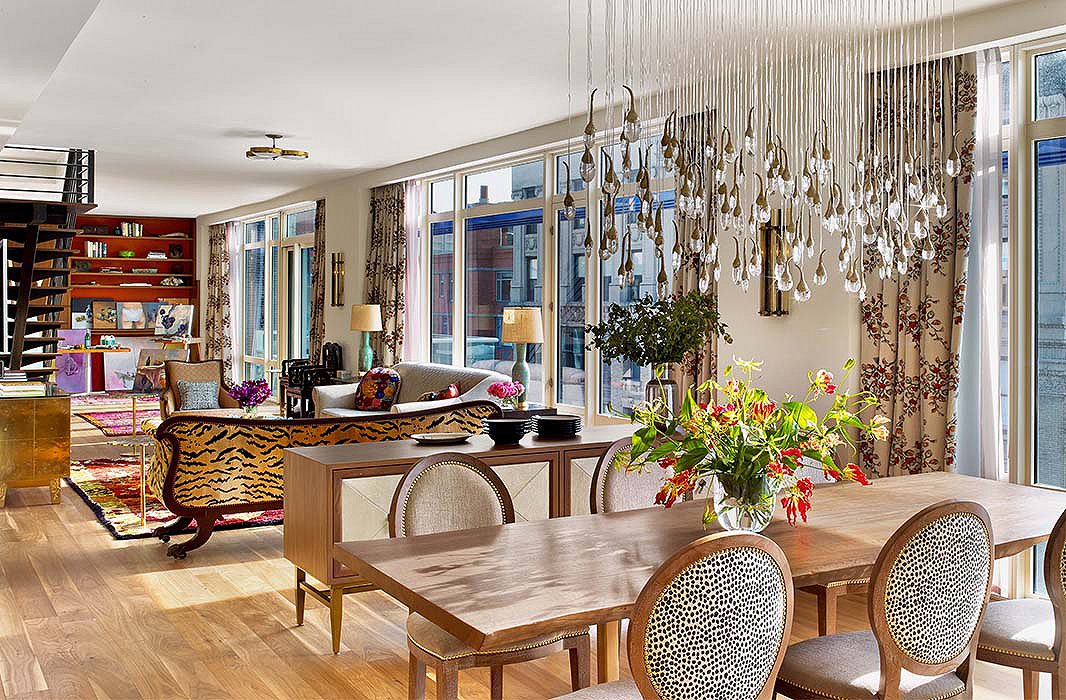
[295,568,307,625]
[0,483,6,507]
[50,478,61,504]
[330,584,344,654]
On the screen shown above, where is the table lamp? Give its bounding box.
[501,306,543,409]
[350,304,383,372]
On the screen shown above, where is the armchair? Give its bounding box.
[159,360,240,419]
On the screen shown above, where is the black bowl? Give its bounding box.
[483,418,530,444]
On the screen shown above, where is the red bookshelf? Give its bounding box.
[69,214,198,390]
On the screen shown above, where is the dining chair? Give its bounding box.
[976,507,1066,699]
[775,499,994,700]
[589,437,671,514]
[554,530,795,699]
[390,452,591,700]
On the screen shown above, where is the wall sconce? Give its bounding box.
[330,252,345,307]
[759,209,789,317]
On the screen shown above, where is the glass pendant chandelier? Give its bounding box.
[570,0,961,303]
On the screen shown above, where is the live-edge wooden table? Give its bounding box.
[283,424,634,654]
[334,472,1066,684]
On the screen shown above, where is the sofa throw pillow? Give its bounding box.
[353,367,402,411]
[176,380,220,411]
[417,383,461,402]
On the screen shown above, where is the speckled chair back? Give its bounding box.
[591,438,674,514]
[389,452,515,538]
[627,532,794,700]
[870,500,994,677]
[1043,508,1066,658]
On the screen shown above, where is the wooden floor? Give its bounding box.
[0,411,1037,698]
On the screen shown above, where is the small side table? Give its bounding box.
[106,435,155,526]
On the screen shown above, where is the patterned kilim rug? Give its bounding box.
[75,408,162,437]
[71,392,133,408]
[67,456,283,539]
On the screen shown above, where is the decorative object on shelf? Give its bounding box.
[501,306,543,410]
[567,0,964,304]
[627,358,886,532]
[245,133,308,161]
[585,291,730,413]
[130,268,158,274]
[99,335,119,348]
[73,260,92,271]
[117,250,134,258]
[154,304,194,337]
[330,252,345,307]
[487,380,524,410]
[167,244,183,258]
[350,304,382,372]
[482,418,530,445]
[227,379,272,418]
[92,301,117,329]
[159,276,184,287]
[83,225,108,235]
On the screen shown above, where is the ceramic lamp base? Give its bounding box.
[511,342,529,408]
[358,331,374,372]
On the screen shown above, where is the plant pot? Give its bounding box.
[712,474,779,533]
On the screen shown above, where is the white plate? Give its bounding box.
[410,432,473,445]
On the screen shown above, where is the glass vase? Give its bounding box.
[242,404,259,418]
[712,474,779,533]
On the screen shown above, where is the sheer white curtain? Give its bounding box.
[956,47,1003,480]
[403,180,424,362]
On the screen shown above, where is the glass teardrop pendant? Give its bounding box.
[793,267,812,302]
[813,251,828,286]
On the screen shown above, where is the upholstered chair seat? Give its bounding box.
[406,614,589,662]
[552,680,641,699]
[977,598,1055,662]
[776,630,967,700]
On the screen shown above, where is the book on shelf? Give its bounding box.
[0,381,47,396]
[119,222,144,237]
[84,240,108,257]
[146,251,167,259]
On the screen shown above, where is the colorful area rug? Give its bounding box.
[75,408,162,437]
[71,393,131,408]
[67,456,283,539]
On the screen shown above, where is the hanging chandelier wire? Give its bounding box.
[569,0,960,302]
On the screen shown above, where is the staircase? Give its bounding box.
[0,146,95,379]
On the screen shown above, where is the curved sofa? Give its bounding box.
[146,400,502,558]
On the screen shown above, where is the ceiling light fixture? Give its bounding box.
[245,133,308,161]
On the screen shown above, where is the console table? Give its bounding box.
[0,391,70,506]
[282,424,634,653]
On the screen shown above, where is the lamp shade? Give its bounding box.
[350,304,383,331]
[502,306,544,344]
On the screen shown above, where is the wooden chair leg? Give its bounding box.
[489,665,503,700]
[49,478,61,504]
[329,584,343,654]
[569,638,591,690]
[435,662,458,700]
[408,654,427,700]
[1023,670,1038,700]
[596,620,620,683]
[295,569,306,626]
[1052,670,1062,700]
[815,587,838,636]
[153,516,192,542]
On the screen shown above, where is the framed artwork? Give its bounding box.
[104,337,157,391]
[142,302,162,328]
[132,347,187,392]
[55,329,87,393]
[91,301,117,329]
[154,304,194,337]
[118,302,147,329]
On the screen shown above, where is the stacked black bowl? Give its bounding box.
[532,414,583,438]
[483,418,530,445]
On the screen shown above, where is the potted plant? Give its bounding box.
[227,379,272,418]
[626,358,888,532]
[584,291,731,412]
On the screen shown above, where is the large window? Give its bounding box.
[464,209,544,403]
[557,208,587,406]
[238,205,316,385]
[430,220,455,364]
[599,192,675,414]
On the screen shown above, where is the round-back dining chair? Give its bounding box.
[590,437,676,514]
[390,452,591,700]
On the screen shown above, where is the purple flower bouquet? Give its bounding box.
[228,379,272,417]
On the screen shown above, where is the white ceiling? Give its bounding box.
[9,0,1026,218]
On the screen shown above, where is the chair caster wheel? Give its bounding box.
[166,544,187,559]
[175,551,187,560]
[159,535,170,543]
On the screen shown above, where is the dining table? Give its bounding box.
[333,471,1066,684]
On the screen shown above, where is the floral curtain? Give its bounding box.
[204,222,234,381]
[366,183,406,366]
[308,198,326,361]
[859,54,977,477]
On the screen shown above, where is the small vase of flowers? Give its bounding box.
[628,358,888,532]
[487,380,524,409]
[228,379,272,418]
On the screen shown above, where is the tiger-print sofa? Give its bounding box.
[146,400,502,558]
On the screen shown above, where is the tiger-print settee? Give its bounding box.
[147,400,502,558]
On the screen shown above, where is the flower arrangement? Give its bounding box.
[487,380,524,408]
[628,358,887,531]
[227,379,272,417]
